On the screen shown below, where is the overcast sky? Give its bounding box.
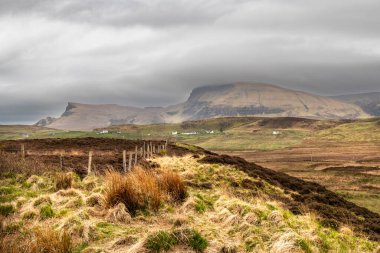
[1,0,380,124]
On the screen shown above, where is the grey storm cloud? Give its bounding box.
[0,0,380,124]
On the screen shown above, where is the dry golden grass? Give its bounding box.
[103,167,162,214]
[159,169,187,202]
[104,167,187,215]
[54,172,72,191]
[0,227,73,253]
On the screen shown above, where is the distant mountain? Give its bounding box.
[333,92,380,116]
[38,82,369,130]
[35,116,57,127]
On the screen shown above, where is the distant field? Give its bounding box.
[2,117,380,150]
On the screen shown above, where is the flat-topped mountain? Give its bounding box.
[333,92,380,116]
[39,82,369,130]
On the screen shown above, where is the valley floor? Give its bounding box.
[217,143,380,214]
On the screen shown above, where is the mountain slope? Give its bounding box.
[177,82,367,120]
[39,83,369,130]
[333,92,380,116]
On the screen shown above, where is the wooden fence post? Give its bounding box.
[128,153,133,171]
[88,151,93,174]
[21,144,25,159]
[140,147,143,157]
[60,154,64,170]
[123,150,127,173]
[147,145,150,159]
[134,146,138,166]
[143,142,146,159]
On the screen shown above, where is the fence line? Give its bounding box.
[1,140,169,175]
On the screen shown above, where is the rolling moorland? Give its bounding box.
[0,138,379,252]
[1,116,380,217]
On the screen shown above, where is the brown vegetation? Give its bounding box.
[104,167,187,215]
[0,152,55,176]
[54,172,72,190]
[104,168,162,214]
[159,169,187,202]
[0,227,73,253]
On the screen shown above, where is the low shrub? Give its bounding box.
[54,173,72,191]
[0,204,14,216]
[40,205,54,219]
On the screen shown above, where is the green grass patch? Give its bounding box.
[145,231,177,252]
[297,238,313,253]
[194,194,215,213]
[337,190,380,214]
[188,230,208,252]
[145,229,208,253]
[0,204,15,216]
[40,204,54,219]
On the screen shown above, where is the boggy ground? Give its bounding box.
[218,143,380,214]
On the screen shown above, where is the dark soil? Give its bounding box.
[199,154,380,241]
[323,166,380,173]
[0,138,210,174]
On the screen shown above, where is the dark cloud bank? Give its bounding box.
[1,0,379,124]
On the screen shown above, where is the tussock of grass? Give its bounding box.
[159,169,187,202]
[145,229,208,253]
[145,231,177,252]
[40,204,54,219]
[104,167,187,215]
[86,193,103,207]
[0,227,73,253]
[65,196,84,209]
[0,204,14,216]
[54,172,72,191]
[56,188,79,197]
[33,195,52,207]
[22,211,37,220]
[104,168,162,214]
[105,203,131,223]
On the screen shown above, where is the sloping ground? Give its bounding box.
[0,139,379,252]
[198,154,380,241]
[0,155,378,252]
